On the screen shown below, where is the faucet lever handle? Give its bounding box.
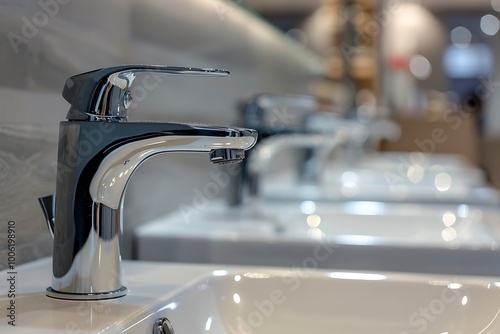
[62,65,230,122]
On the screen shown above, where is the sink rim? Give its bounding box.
[135,199,500,250]
[3,257,500,333]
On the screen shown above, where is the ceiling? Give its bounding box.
[243,0,497,14]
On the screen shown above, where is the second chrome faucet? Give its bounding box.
[39,65,257,300]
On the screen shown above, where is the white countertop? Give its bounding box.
[0,257,215,333]
[3,258,500,333]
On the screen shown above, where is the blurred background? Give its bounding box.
[2,0,500,273]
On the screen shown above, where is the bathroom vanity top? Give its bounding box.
[0,257,215,333]
[2,258,500,333]
[136,199,500,276]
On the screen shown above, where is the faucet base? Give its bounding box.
[46,286,127,301]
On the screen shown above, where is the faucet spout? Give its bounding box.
[210,148,245,165]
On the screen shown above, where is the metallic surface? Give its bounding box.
[228,94,320,206]
[153,317,175,334]
[63,65,230,121]
[41,66,257,300]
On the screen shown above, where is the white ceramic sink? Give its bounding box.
[261,173,499,205]
[157,270,500,334]
[260,152,499,205]
[135,200,500,276]
[3,258,500,333]
[321,164,484,188]
[350,152,471,172]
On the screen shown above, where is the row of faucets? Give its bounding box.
[232,94,401,206]
[38,65,398,300]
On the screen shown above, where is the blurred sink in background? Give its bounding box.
[342,151,472,171]
[322,153,485,188]
[135,199,500,276]
[259,152,499,206]
[263,173,499,205]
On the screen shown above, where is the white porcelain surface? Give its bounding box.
[153,270,500,334]
[136,200,500,275]
[260,152,498,205]
[262,173,499,206]
[3,258,500,333]
[322,164,484,188]
[349,152,471,172]
[0,258,209,334]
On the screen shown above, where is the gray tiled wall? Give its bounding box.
[0,129,57,270]
[0,0,321,269]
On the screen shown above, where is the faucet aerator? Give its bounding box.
[210,148,245,165]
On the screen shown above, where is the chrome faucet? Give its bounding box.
[305,111,401,167]
[228,94,321,206]
[246,131,350,202]
[38,65,257,300]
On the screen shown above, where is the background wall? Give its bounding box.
[0,0,323,268]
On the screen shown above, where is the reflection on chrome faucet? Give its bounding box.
[38,65,257,300]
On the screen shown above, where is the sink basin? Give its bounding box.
[322,164,485,188]
[261,172,500,205]
[135,200,500,276]
[349,152,472,172]
[258,152,498,205]
[3,258,500,333]
[154,269,500,334]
